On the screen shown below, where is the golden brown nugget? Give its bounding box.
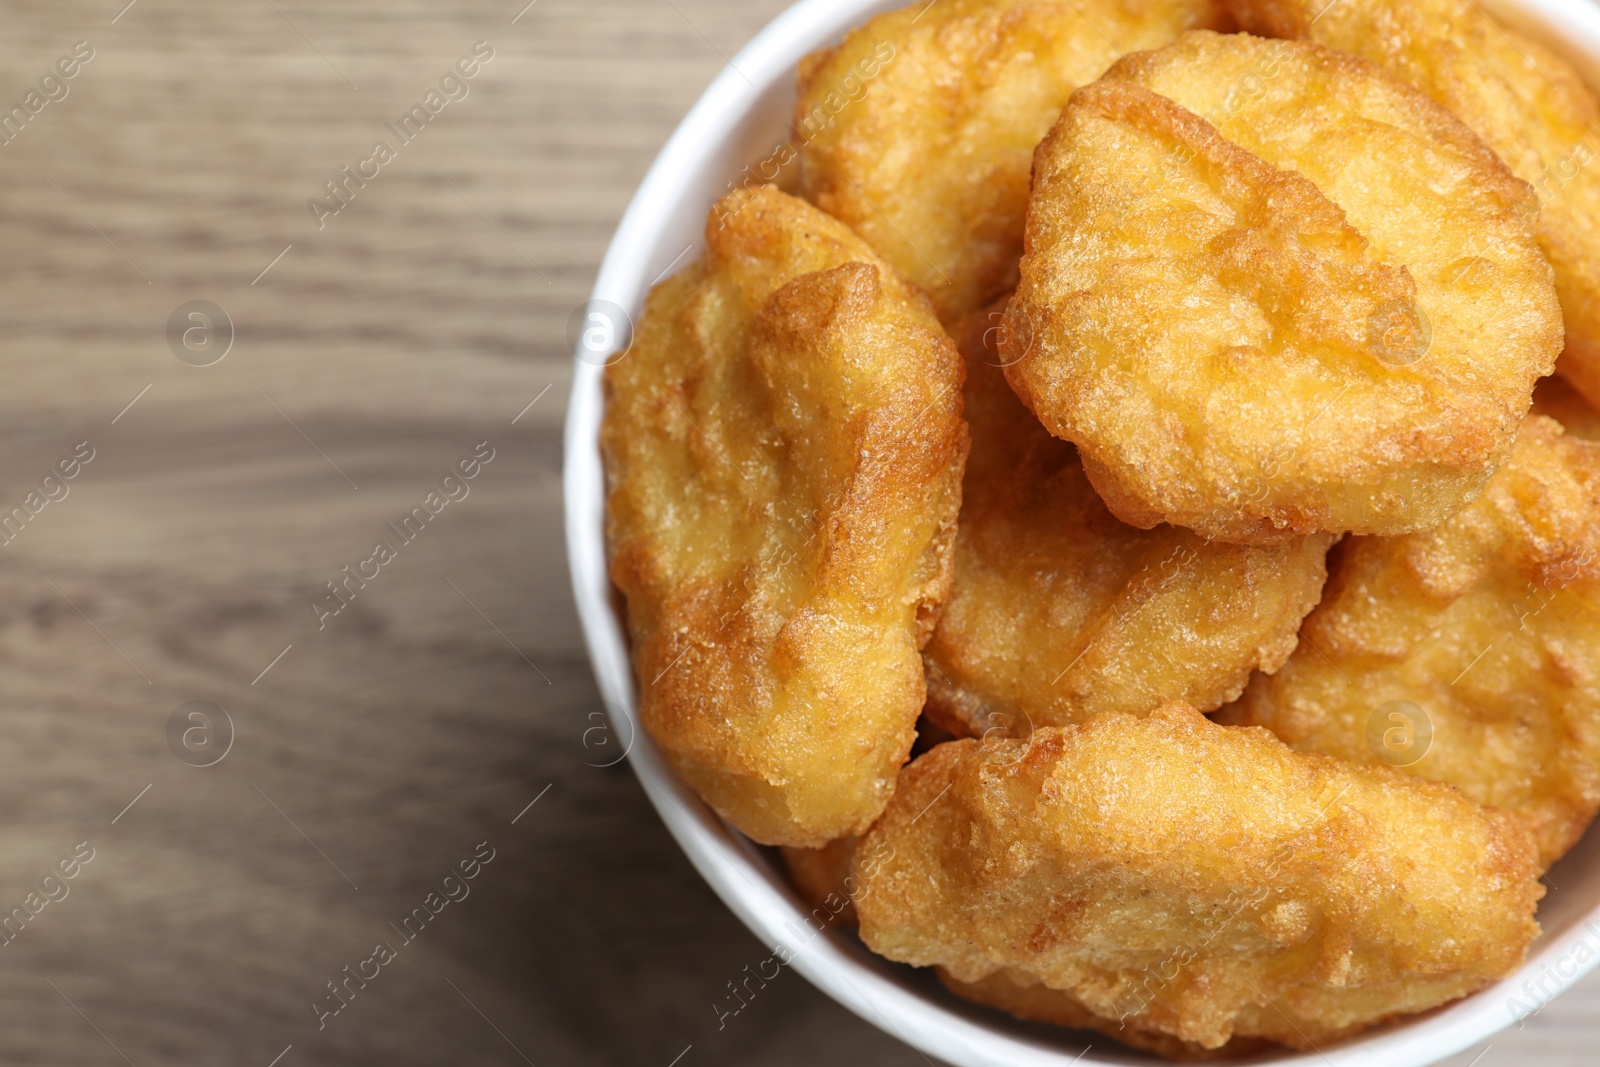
[791,0,1231,323]
[939,968,1268,1060]
[1228,0,1600,409]
[924,300,1333,736]
[1533,371,1600,442]
[1222,416,1600,867]
[780,837,859,924]
[780,835,906,931]
[856,704,1543,1051]
[603,185,968,848]
[1005,31,1562,544]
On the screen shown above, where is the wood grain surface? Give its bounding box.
[0,1,1592,1065]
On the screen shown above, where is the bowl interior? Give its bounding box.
[563,1,1600,1063]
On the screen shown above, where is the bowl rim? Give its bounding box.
[562,1,1600,1063]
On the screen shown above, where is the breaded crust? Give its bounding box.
[924,297,1333,736]
[938,968,1270,1060]
[792,0,1231,323]
[854,704,1543,1051]
[1222,415,1600,868]
[602,185,969,847]
[1005,31,1561,544]
[1227,0,1600,410]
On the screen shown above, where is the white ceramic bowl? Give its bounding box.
[565,2,1600,1062]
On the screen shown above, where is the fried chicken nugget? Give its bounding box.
[854,703,1543,1052]
[780,837,860,924]
[602,185,968,848]
[1534,372,1600,443]
[1005,31,1562,544]
[923,299,1334,737]
[1221,415,1600,868]
[791,0,1232,323]
[938,968,1268,1060]
[1227,0,1600,411]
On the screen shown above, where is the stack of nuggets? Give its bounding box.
[602,0,1600,1056]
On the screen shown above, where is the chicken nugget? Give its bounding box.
[1005,31,1562,544]
[1228,0,1600,411]
[602,185,968,847]
[791,0,1231,323]
[1221,415,1600,867]
[937,967,1269,1060]
[780,836,860,924]
[1533,371,1600,442]
[855,703,1543,1051]
[923,298,1334,737]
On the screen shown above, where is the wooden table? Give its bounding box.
[0,1,1591,1064]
